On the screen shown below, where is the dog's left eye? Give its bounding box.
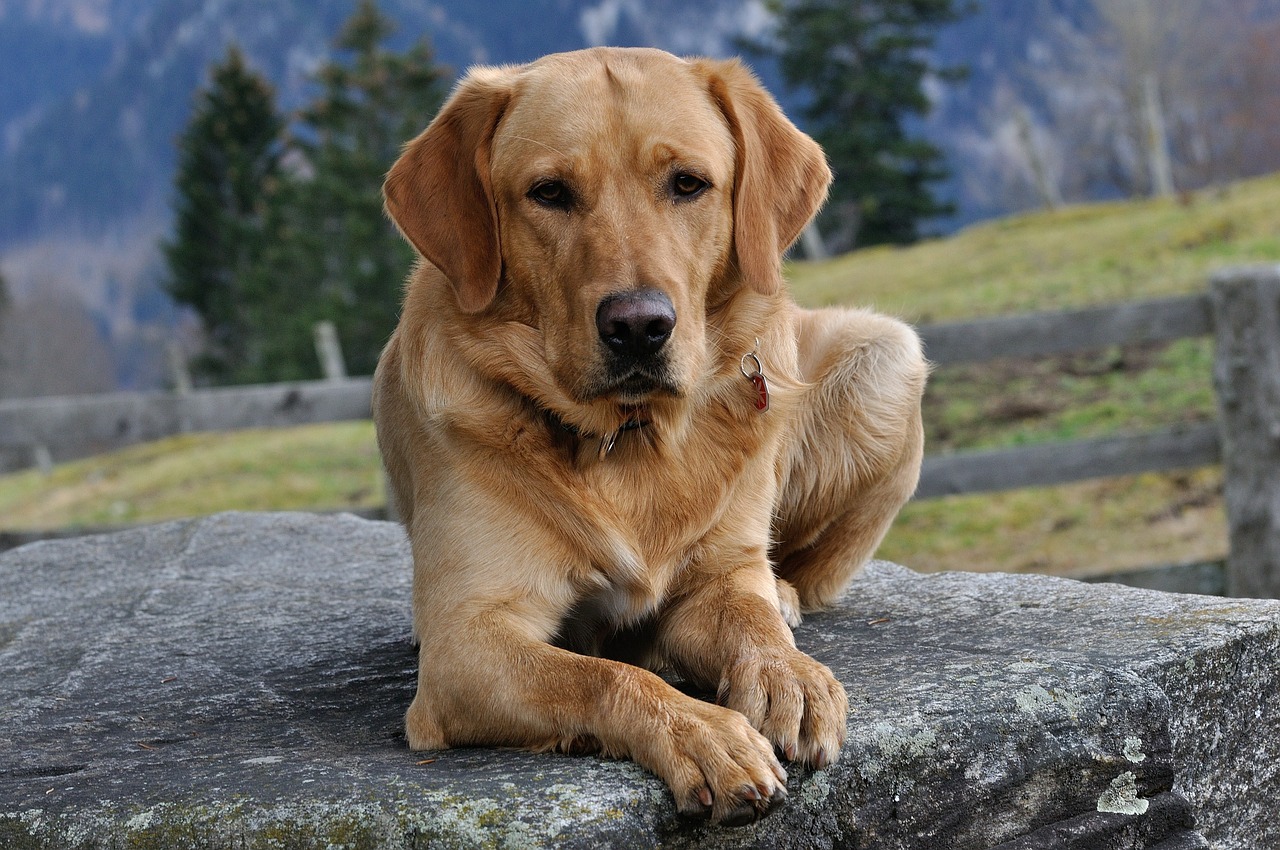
[672,173,709,200]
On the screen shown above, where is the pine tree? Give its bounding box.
[0,268,9,380]
[760,0,968,250]
[240,0,449,381]
[162,44,283,382]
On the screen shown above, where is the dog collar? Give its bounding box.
[545,410,650,459]
[543,342,767,458]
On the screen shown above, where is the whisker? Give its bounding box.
[509,135,569,159]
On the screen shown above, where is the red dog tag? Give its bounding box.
[741,345,770,413]
[750,371,770,412]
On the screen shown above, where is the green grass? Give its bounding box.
[881,468,1225,578]
[879,332,1227,576]
[779,177,1280,575]
[0,423,383,530]
[786,175,1280,323]
[920,338,1217,454]
[5,174,1280,575]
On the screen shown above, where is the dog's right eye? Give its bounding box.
[529,180,572,209]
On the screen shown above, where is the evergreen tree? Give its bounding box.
[0,268,9,377]
[760,0,968,250]
[162,44,283,382]
[241,0,449,381]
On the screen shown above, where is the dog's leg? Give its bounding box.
[407,586,789,825]
[773,307,928,610]
[657,551,848,768]
[774,577,803,628]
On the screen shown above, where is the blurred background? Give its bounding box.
[2,0,1279,587]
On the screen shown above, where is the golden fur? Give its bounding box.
[373,47,926,826]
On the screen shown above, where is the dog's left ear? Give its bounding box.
[694,59,831,296]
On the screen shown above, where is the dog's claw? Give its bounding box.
[722,783,787,827]
[678,788,714,821]
[720,801,758,828]
[679,779,787,827]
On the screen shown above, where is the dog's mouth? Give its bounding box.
[591,367,681,402]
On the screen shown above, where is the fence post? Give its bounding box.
[166,341,193,396]
[167,341,194,435]
[798,222,829,261]
[1210,265,1280,598]
[33,444,53,476]
[313,321,348,381]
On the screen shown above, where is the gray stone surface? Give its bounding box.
[2,511,1278,849]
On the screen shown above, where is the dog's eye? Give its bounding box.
[529,180,571,208]
[672,173,709,200]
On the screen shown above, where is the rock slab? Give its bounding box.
[2,511,1279,849]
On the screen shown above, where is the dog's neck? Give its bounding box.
[537,341,773,461]
[544,408,652,460]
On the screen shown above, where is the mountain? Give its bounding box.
[3,0,1265,393]
[0,0,799,393]
[0,0,778,249]
[5,0,1089,253]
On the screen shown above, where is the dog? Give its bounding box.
[373,47,926,827]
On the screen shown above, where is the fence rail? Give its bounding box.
[0,293,1220,482]
[913,291,1223,498]
[919,293,1212,366]
[0,377,371,472]
[4,266,1280,596]
[917,423,1221,499]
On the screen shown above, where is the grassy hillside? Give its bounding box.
[0,423,383,530]
[787,174,1280,322]
[5,173,1280,575]
[788,176,1280,577]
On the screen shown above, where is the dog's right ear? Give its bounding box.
[384,67,515,314]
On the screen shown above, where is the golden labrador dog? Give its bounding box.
[374,47,926,826]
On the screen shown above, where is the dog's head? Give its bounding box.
[385,48,829,427]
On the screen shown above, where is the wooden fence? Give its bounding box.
[3,266,1279,595]
[0,377,373,474]
[915,292,1219,498]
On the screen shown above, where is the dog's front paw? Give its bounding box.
[639,697,789,827]
[718,648,847,769]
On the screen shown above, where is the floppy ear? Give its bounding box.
[383,67,515,313]
[696,59,832,296]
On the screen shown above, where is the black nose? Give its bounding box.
[595,290,676,360]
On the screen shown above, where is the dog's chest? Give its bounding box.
[571,401,777,549]
[553,452,754,659]
[553,567,663,657]
[548,456,737,651]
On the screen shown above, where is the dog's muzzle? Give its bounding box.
[594,289,677,398]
